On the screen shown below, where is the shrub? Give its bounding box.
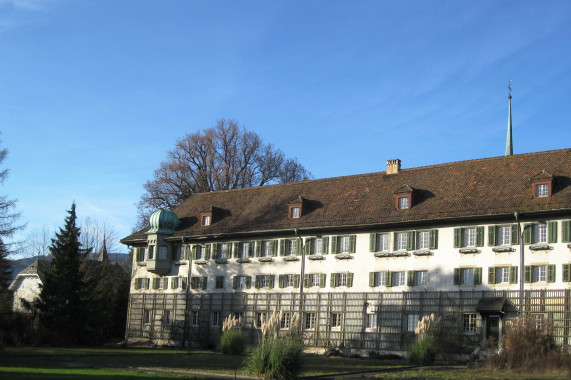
[408,333,439,365]
[246,336,304,380]
[220,329,245,356]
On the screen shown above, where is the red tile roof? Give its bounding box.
[122,149,571,244]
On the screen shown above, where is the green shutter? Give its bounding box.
[181,278,187,290]
[271,240,278,256]
[562,221,571,243]
[152,278,158,289]
[145,279,150,289]
[213,243,219,259]
[202,277,208,290]
[330,273,337,288]
[293,274,300,288]
[320,273,326,288]
[488,226,496,246]
[279,240,285,256]
[232,276,238,289]
[304,274,309,288]
[331,236,338,254]
[369,272,376,287]
[205,244,211,259]
[349,235,356,253]
[563,264,570,282]
[488,267,496,284]
[524,266,531,283]
[322,237,329,254]
[510,267,518,284]
[233,242,240,258]
[407,271,414,286]
[524,224,532,244]
[475,268,482,285]
[511,224,519,245]
[453,228,462,248]
[134,279,139,290]
[548,221,557,243]
[476,227,484,247]
[248,242,254,257]
[178,277,184,290]
[386,272,392,287]
[453,268,460,285]
[370,233,377,252]
[163,278,169,289]
[269,275,275,288]
[406,231,415,251]
[279,275,284,288]
[547,265,556,283]
[255,275,260,288]
[256,241,262,257]
[296,240,302,256]
[429,229,438,249]
[305,239,312,255]
[347,273,353,288]
[246,276,252,289]
[192,245,198,260]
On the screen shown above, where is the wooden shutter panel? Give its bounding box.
[134,279,139,290]
[248,242,254,258]
[213,243,219,259]
[406,231,415,251]
[331,236,338,254]
[370,233,377,252]
[190,277,196,289]
[279,275,284,288]
[246,276,252,289]
[453,268,460,285]
[562,221,571,243]
[322,237,329,254]
[510,267,518,284]
[304,274,309,288]
[547,265,556,283]
[269,275,275,288]
[233,242,240,258]
[488,226,496,246]
[305,239,311,255]
[279,240,285,256]
[152,278,158,289]
[296,240,302,256]
[349,235,356,253]
[429,229,438,249]
[293,274,300,288]
[202,277,208,290]
[145,278,150,289]
[476,227,485,247]
[255,275,260,289]
[548,221,557,243]
[192,245,198,260]
[407,271,414,286]
[181,278,187,290]
[347,273,353,288]
[475,268,482,285]
[330,273,337,288]
[255,241,261,257]
[524,266,531,283]
[320,273,326,288]
[232,277,238,289]
[511,224,519,245]
[488,267,496,284]
[369,272,376,287]
[386,272,392,287]
[453,228,462,248]
[271,240,278,256]
[563,264,570,282]
[524,224,532,244]
[205,244,211,259]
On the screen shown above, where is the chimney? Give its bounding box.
[386,159,401,175]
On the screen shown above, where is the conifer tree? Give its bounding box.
[36,203,92,345]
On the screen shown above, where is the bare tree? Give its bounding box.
[137,119,312,227]
[0,137,24,241]
[79,217,120,255]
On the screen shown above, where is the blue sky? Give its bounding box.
[1,0,570,254]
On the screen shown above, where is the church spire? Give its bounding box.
[505,81,513,156]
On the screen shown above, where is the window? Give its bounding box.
[304,313,316,330]
[463,313,478,333]
[398,196,410,209]
[148,245,154,260]
[191,311,200,326]
[331,313,341,328]
[136,247,146,261]
[339,236,350,253]
[369,272,386,287]
[396,232,407,251]
[158,246,168,260]
[534,224,547,243]
[192,245,203,260]
[290,206,300,219]
[284,274,294,287]
[202,215,211,226]
[190,276,206,290]
[233,276,251,289]
[536,183,549,198]
[261,241,273,257]
[454,227,484,248]
[310,274,320,287]
[215,276,224,289]
[256,275,273,289]
[135,278,149,290]
[313,238,323,255]
[525,264,555,283]
[498,226,511,245]
[143,309,151,324]
[337,273,347,287]
[281,312,291,329]
[463,228,475,247]
[239,242,251,259]
[282,239,298,256]
[462,268,474,285]
[496,267,509,283]
[366,313,377,328]
[533,266,546,282]
[256,312,267,328]
[407,314,419,333]
[164,310,171,325]
[331,273,353,288]
[523,222,557,245]
[233,312,243,328]
[417,231,429,249]
[411,270,428,286]
[392,271,406,287]
[211,311,220,327]
[488,267,516,285]
[217,243,230,259]
[332,235,355,254]
[174,245,185,260]
[377,233,389,251]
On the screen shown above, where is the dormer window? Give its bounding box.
[531,171,553,199]
[202,215,211,226]
[397,196,410,210]
[394,185,414,210]
[290,206,301,219]
[287,196,306,219]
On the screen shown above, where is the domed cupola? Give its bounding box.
[148,209,180,234]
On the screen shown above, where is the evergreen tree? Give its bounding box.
[36,203,91,345]
[0,239,13,344]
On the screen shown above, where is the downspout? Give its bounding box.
[182,237,193,348]
[295,229,305,322]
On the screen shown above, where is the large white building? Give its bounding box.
[122,148,571,352]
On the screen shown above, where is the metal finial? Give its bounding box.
[508,80,512,99]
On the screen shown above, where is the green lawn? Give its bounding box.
[372,367,571,380]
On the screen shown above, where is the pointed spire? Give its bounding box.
[97,237,109,262]
[505,81,513,156]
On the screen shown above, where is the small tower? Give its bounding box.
[505,82,513,156]
[97,238,109,262]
